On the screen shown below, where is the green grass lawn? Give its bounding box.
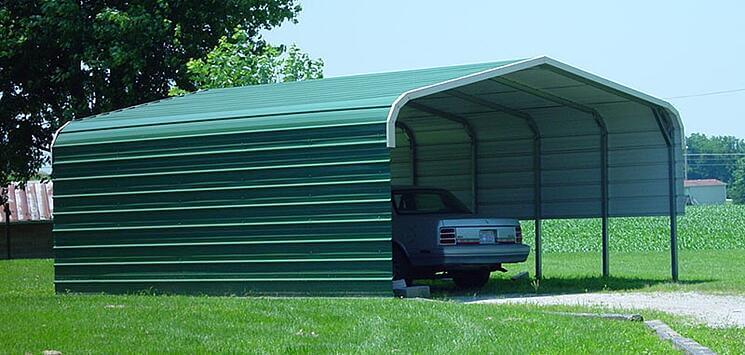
[0,259,677,354]
[536,304,745,355]
[430,249,745,296]
[3,205,743,353]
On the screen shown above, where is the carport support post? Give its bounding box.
[396,122,418,185]
[471,138,478,213]
[663,111,679,282]
[600,124,609,278]
[652,107,678,282]
[534,136,543,280]
[670,192,678,282]
[534,219,542,279]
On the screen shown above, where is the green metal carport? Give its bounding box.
[52,56,684,296]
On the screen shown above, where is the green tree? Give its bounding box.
[686,133,745,187]
[0,0,301,197]
[170,27,323,95]
[730,158,745,204]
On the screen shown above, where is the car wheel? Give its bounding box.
[392,245,412,286]
[452,270,491,289]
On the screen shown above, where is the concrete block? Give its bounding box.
[393,285,431,298]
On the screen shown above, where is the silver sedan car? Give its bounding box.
[392,186,530,289]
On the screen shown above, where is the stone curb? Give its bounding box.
[545,311,644,322]
[644,320,716,355]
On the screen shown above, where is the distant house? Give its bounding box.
[1,181,54,258]
[684,179,727,205]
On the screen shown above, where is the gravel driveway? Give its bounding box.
[467,292,745,328]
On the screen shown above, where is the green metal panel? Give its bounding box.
[54,108,393,296]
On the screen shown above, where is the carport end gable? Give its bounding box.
[385,56,682,148]
[385,56,684,219]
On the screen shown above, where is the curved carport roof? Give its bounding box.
[383,57,684,280]
[53,57,684,295]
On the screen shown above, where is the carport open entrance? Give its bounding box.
[388,58,684,280]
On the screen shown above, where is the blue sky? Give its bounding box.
[263,0,745,138]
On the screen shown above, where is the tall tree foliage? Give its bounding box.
[730,158,745,204]
[0,0,301,196]
[169,27,323,95]
[686,133,745,188]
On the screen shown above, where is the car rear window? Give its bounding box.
[393,190,471,214]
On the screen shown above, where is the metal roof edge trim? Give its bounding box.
[61,97,395,134]
[385,56,683,147]
[49,120,72,164]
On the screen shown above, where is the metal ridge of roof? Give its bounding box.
[57,59,524,134]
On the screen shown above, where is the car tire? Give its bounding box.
[392,244,412,286]
[452,270,491,289]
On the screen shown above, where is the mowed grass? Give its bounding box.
[429,249,745,354]
[535,304,745,355]
[2,205,743,353]
[434,249,745,296]
[0,260,676,354]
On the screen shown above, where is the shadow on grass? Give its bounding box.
[426,275,715,299]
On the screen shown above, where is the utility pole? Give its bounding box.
[3,202,9,260]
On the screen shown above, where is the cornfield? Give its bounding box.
[519,205,745,253]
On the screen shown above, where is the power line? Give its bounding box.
[665,87,745,100]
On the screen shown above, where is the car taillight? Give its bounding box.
[515,225,523,244]
[439,228,456,245]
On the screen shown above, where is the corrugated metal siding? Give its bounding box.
[53,108,393,296]
[1,181,53,223]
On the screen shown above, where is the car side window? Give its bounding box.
[395,193,415,212]
[415,193,446,212]
[394,191,445,213]
[393,194,402,210]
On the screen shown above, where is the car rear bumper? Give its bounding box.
[412,243,530,269]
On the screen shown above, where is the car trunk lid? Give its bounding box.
[439,218,519,245]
